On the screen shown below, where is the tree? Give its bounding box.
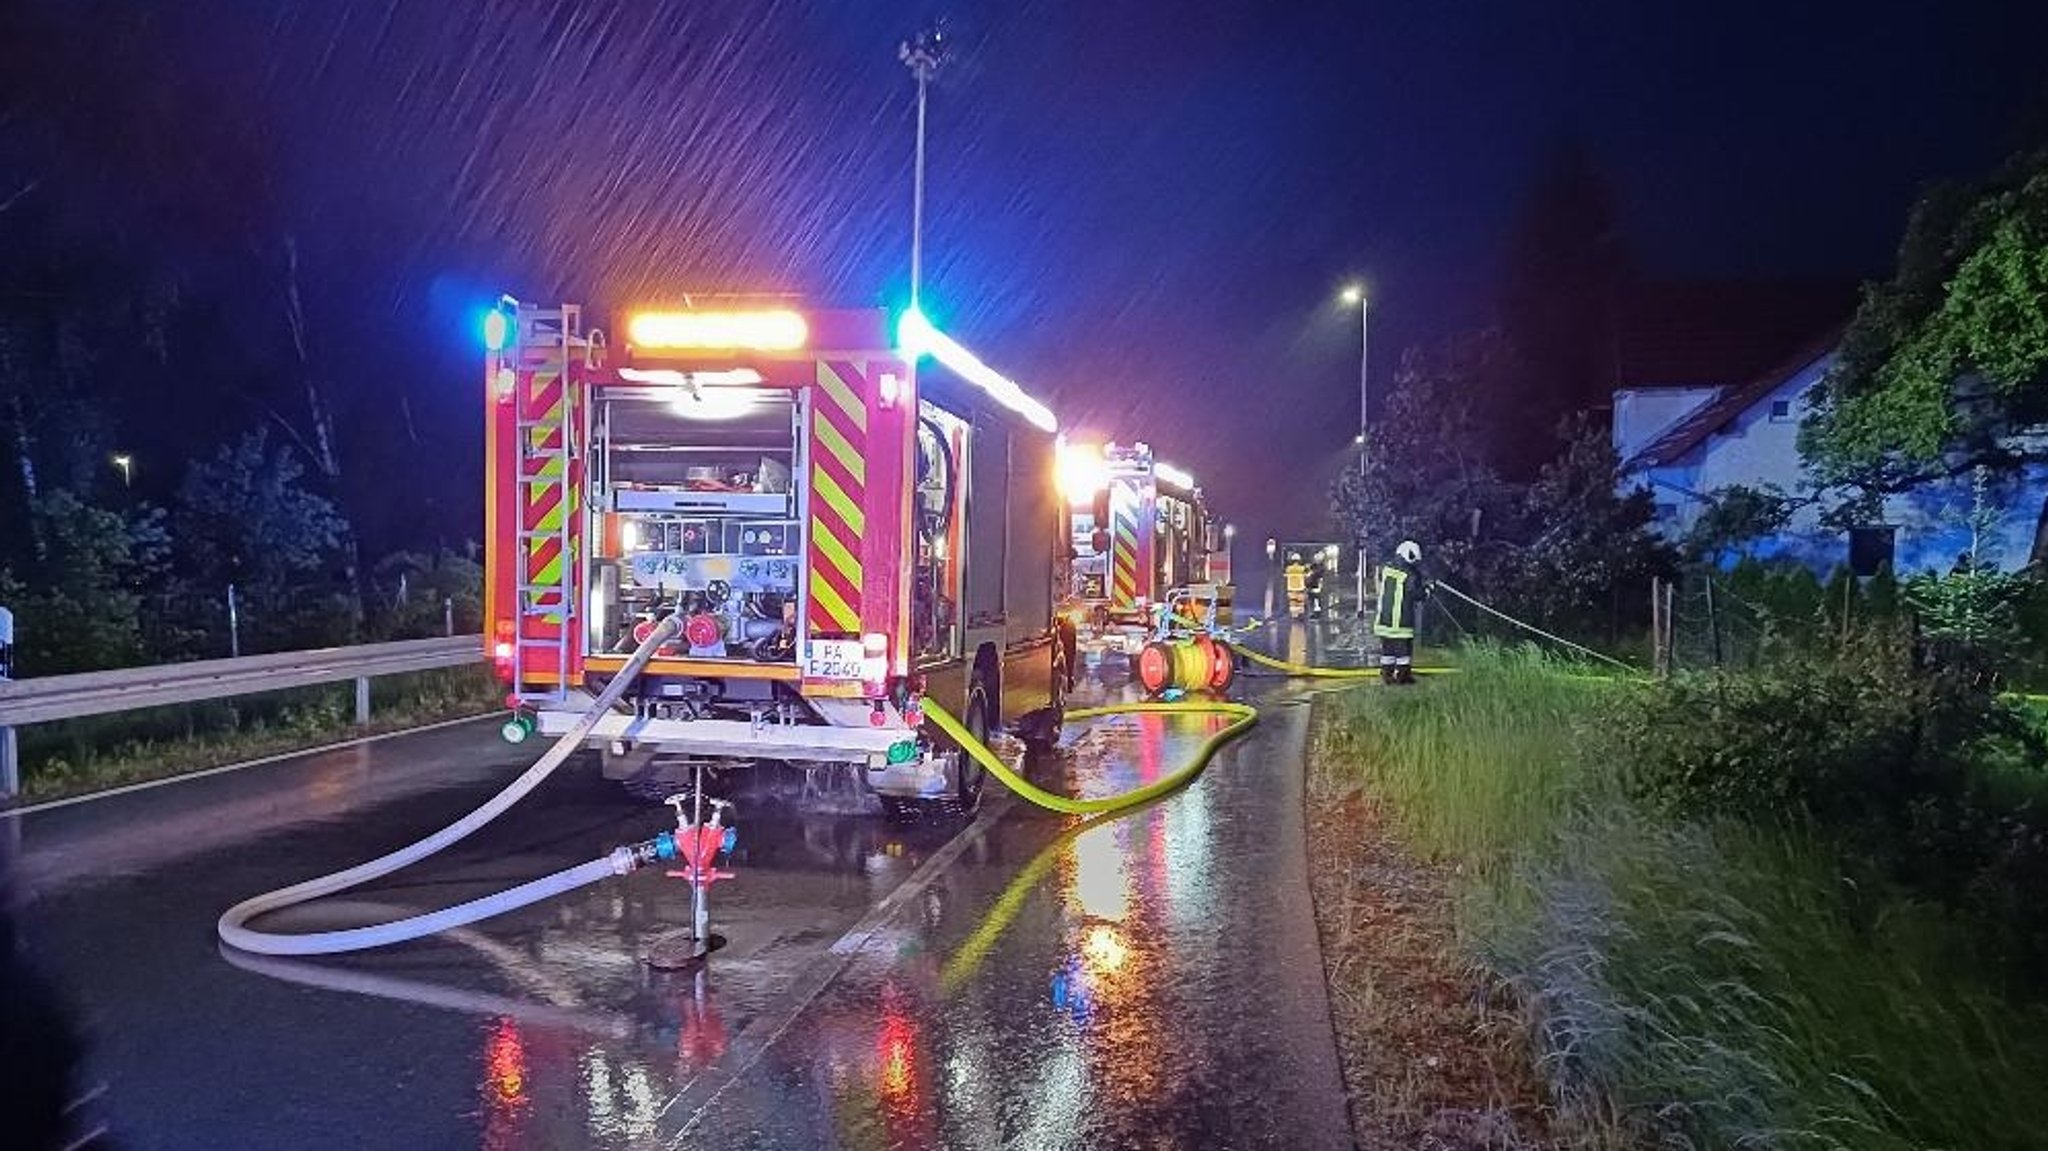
[371,546,484,639]
[1496,139,1630,479]
[1680,484,1793,564]
[1329,331,1522,589]
[174,427,347,597]
[1507,414,1676,635]
[1801,146,2048,562]
[0,490,168,674]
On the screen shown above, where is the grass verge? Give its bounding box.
[12,665,500,805]
[1308,647,2048,1150]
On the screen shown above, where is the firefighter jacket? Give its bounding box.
[1283,563,1308,593]
[1372,557,1427,639]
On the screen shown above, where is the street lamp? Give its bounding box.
[112,453,133,488]
[899,24,946,307]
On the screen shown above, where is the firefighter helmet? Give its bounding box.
[1395,540,1422,564]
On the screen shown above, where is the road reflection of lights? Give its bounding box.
[1050,955,1096,1023]
[1018,1044,1090,1150]
[1068,821,1132,923]
[875,983,922,1111]
[1083,923,1129,974]
[582,1048,662,1143]
[480,1018,530,1151]
[487,1019,528,1103]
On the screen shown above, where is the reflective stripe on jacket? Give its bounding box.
[1373,558,1424,639]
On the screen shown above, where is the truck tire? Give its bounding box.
[1022,647,1067,756]
[884,682,990,823]
[951,685,992,815]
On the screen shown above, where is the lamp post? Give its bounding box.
[899,25,946,308]
[112,453,133,489]
[1340,285,1371,616]
[1339,285,1368,472]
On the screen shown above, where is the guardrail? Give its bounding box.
[0,635,487,798]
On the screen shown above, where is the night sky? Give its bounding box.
[17,0,2048,548]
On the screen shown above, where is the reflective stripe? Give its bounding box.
[1373,566,1412,639]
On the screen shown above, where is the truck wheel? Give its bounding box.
[950,685,992,815]
[884,683,990,823]
[1022,651,1067,756]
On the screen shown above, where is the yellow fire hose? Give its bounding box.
[921,698,1259,817]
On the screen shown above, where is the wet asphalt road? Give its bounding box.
[6,619,1374,1150]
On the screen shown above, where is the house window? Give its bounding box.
[1848,526,1896,577]
[1654,503,1679,520]
[1769,399,1794,423]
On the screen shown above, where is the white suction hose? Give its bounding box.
[217,615,682,957]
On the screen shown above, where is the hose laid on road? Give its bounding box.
[217,616,682,956]
[923,698,1259,817]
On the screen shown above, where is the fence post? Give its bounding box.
[1664,579,1676,676]
[1649,578,1660,676]
[1705,576,1723,667]
[354,676,371,726]
[1,604,16,799]
[444,597,455,637]
[226,583,242,659]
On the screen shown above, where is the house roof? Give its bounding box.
[1626,324,1847,469]
[1613,281,1855,390]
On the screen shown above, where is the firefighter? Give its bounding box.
[1283,552,1309,618]
[1303,558,1325,619]
[1373,539,1428,684]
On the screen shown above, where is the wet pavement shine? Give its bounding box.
[5,621,1372,1150]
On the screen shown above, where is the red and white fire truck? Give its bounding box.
[1056,440,1225,659]
[482,300,1070,815]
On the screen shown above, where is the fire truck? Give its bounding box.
[482,300,1070,816]
[1057,440,1224,658]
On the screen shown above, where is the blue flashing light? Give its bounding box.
[482,309,510,352]
[897,306,1059,433]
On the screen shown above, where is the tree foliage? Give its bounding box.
[1496,139,1630,479]
[1508,414,1675,631]
[0,490,168,674]
[1331,335,1673,640]
[1330,331,1522,581]
[1681,483,1793,563]
[174,427,346,596]
[1802,147,2048,557]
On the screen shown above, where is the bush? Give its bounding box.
[1616,631,2048,970]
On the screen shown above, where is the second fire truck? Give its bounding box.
[482,300,1072,817]
[1057,440,1225,659]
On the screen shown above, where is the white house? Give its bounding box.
[1615,333,2048,575]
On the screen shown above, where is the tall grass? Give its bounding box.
[1316,647,2048,1149]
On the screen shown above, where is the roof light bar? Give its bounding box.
[898,307,1058,433]
[1153,461,1196,490]
[627,310,808,351]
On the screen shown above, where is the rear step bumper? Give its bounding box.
[536,710,904,762]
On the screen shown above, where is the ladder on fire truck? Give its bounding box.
[511,304,583,705]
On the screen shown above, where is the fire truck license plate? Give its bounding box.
[804,640,866,681]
